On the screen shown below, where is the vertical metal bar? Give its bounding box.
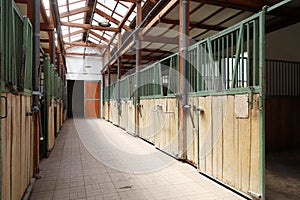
[226,35,229,89]
[241,25,244,88]
[197,44,201,92]
[207,39,215,90]
[253,20,258,86]
[222,37,225,90]
[247,23,250,87]
[231,32,234,88]
[117,57,121,118]
[259,8,266,200]
[180,0,189,159]
[231,24,244,88]
[135,32,140,136]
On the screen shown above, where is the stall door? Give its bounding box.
[84,81,100,118]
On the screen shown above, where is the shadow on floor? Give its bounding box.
[266,148,300,200]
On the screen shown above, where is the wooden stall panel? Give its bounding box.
[212,96,224,180]
[119,100,128,130]
[153,98,179,157]
[249,94,261,193]
[186,97,198,165]
[127,100,135,135]
[110,100,118,124]
[1,94,33,200]
[85,100,100,118]
[11,95,21,200]
[1,93,11,200]
[198,96,213,175]
[85,81,100,99]
[154,98,167,150]
[222,95,235,186]
[48,98,55,150]
[103,101,108,120]
[165,98,179,157]
[140,99,155,143]
[198,94,261,196]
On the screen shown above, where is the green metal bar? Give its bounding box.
[207,38,215,90]
[226,35,229,89]
[231,24,244,88]
[253,20,258,86]
[197,44,202,91]
[259,7,266,200]
[246,23,250,87]
[266,0,291,12]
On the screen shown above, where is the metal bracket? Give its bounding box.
[1,96,8,119]
[32,91,42,96]
[249,87,254,109]
[184,104,196,129]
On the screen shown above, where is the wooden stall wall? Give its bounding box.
[110,100,118,124]
[48,98,55,150]
[119,100,128,130]
[103,101,108,120]
[126,100,135,135]
[1,93,34,200]
[266,97,300,151]
[140,99,155,143]
[105,94,261,196]
[198,94,261,195]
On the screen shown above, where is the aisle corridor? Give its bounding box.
[30,119,245,200]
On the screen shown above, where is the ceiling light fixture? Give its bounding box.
[98,0,111,27]
[98,21,111,27]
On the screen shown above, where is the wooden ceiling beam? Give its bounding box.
[40,23,55,31]
[103,3,136,55]
[60,6,92,18]
[94,8,131,31]
[65,52,102,57]
[61,21,120,32]
[64,41,108,48]
[89,31,117,47]
[64,29,85,37]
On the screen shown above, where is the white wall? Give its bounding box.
[266,22,300,62]
[66,46,103,81]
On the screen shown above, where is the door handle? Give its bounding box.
[1,96,8,119]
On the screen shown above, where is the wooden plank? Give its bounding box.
[186,97,194,162]
[11,94,21,200]
[249,94,261,193]
[234,96,240,189]
[29,97,34,178]
[239,111,251,192]
[48,99,55,150]
[85,81,100,99]
[168,98,178,157]
[20,96,26,194]
[25,96,31,189]
[199,96,213,175]
[212,96,223,179]
[127,100,135,134]
[85,100,100,118]
[222,95,235,186]
[1,93,11,200]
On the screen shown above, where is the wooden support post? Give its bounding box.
[179,0,190,160]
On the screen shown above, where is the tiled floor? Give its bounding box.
[30,119,246,200]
